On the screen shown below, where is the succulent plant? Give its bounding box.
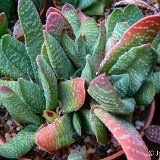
[0,0,160,160]
[55,0,114,16]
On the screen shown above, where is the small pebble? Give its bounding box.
[16,127,21,132]
[87,148,96,154]
[4,133,10,138]
[106,148,112,154]
[6,119,13,126]
[140,105,145,111]
[135,120,144,127]
[84,136,91,143]
[135,125,141,130]
[52,154,60,160]
[80,145,86,156]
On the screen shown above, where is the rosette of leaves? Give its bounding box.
[0,1,160,160]
[55,0,114,16]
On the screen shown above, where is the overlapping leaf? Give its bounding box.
[100,15,160,73]
[37,55,58,111]
[44,31,75,79]
[18,0,44,81]
[58,78,85,113]
[35,114,76,153]
[0,85,44,125]
[94,108,151,160]
[88,74,134,114]
[0,13,7,38]
[0,124,39,158]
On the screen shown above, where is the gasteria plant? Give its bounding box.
[0,0,160,160]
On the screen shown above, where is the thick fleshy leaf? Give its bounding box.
[105,8,124,40]
[81,54,96,85]
[37,55,58,111]
[58,78,85,113]
[108,74,130,98]
[41,43,51,66]
[77,0,97,10]
[46,12,65,38]
[35,114,76,153]
[0,85,44,125]
[90,112,108,145]
[0,13,7,38]
[46,7,62,18]
[100,15,160,73]
[61,32,82,68]
[88,74,134,114]
[109,44,157,95]
[0,124,39,158]
[92,22,106,71]
[18,78,45,113]
[124,4,144,26]
[73,112,82,136]
[144,125,160,145]
[79,108,94,135]
[0,40,22,79]
[44,31,75,80]
[62,4,80,37]
[112,22,129,41]
[147,72,160,94]
[134,82,155,106]
[105,37,117,52]
[68,151,85,160]
[1,34,33,77]
[18,0,44,81]
[79,17,99,49]
[94,108,151,160]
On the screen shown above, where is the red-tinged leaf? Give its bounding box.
[77,8,87,22]
[58,78,86,113]
[144,125,160,145]
[88,74,134,114]
[105,37,117,52]
[100,15,160,73]
[46,7,62,18]
[114,0,156,12]
[35,114,76,153]
[94,108,151,160]
[45,12,65,37]
[0,12,8,38]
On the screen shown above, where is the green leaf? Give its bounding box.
[0,13,8,38]
[58,78,85,113]
[135,82,155,106]
[100,15,160,73]
[79,108,94,135]
[35,114,76,152]
[0,40,22,79]
[37,55,58,111]
[91,112,108,145]
[1,34,33,77]
[112,22,129,41]
[81,54,96,85]
[108,74,130,98]
[41,43,51,66]
[18,78,45,113]
[0,85,44,125]
[79,17,99,49]
[92,23,106,71]
[78,0,97,10]
[61,32,82,68]
[124,4,144,26]
[72,112,82,136]
[88,74,134,114]
[147,72,160,94]
[18,0,44,81]
[0,0,14,19]
[105,8,124,40]
[62,3,80,37]
[93,108,151,160]
[44,31,75,80]
[68,151,85,160]
[109,44,157,95]
[0,124,39,158]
